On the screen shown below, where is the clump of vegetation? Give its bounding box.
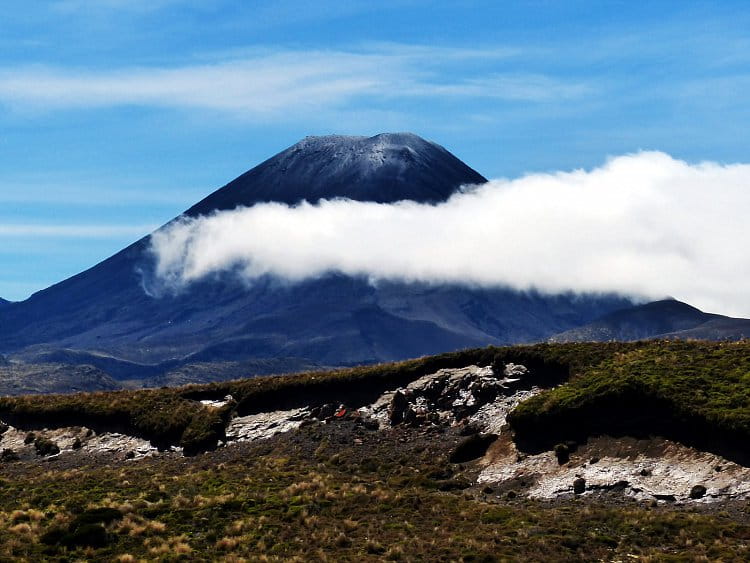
[33,437,60,457]
[554,443,570,464]
[449,433,497,463]
[41,507,123,549]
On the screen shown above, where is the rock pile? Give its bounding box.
[360,363,536,433]
[0,423,160,461]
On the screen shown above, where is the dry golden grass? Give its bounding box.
[216,535,242,550]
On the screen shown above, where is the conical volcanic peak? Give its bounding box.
[185,132,487,216]
[0,133,643,370]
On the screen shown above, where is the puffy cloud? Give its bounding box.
[148,151,750,316]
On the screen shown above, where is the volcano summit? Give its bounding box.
[0,134,637,385]
[186,132,487,214]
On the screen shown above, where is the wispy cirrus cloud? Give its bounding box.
[0,46,593,118]
[403,74,593,102]
[51,0,180,13]
[0,181,206,206]
[0,224,155,238]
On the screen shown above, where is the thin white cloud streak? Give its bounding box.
[52,0,179,13]
[0,56,381,115]
[405,74,593,102]
[149,152,750,317]
[0,224,155,237]
[0,184,205,206]
[0,48,590,117]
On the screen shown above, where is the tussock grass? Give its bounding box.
[0,424,747,560]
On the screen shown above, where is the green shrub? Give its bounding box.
[34,437,60,457]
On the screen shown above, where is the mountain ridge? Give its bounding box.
[550,299,749,342]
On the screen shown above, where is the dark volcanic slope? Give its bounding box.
[0,133,631,371]
[550,299,750,342]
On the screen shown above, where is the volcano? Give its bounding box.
[0,133,633,383]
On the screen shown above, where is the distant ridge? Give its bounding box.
[550,299,750,342]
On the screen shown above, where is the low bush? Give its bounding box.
[34,437,60,457]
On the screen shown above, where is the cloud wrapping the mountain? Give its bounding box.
[148,152,750,316]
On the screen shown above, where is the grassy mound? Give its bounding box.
[508,340,750,463]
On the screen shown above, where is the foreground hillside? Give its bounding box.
[0,341,748,559]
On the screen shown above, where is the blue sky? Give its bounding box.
[1,1,749,301]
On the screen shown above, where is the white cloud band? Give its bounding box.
[148,152,750,317]
[0,224,155,237]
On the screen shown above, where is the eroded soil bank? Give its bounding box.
[2,362,747,509]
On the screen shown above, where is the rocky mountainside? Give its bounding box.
[550,299,750,342]
[0,134,634,383]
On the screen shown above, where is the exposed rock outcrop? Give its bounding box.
[0,424,161,461]
[479,435,750,504]
[359,363,539,433]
